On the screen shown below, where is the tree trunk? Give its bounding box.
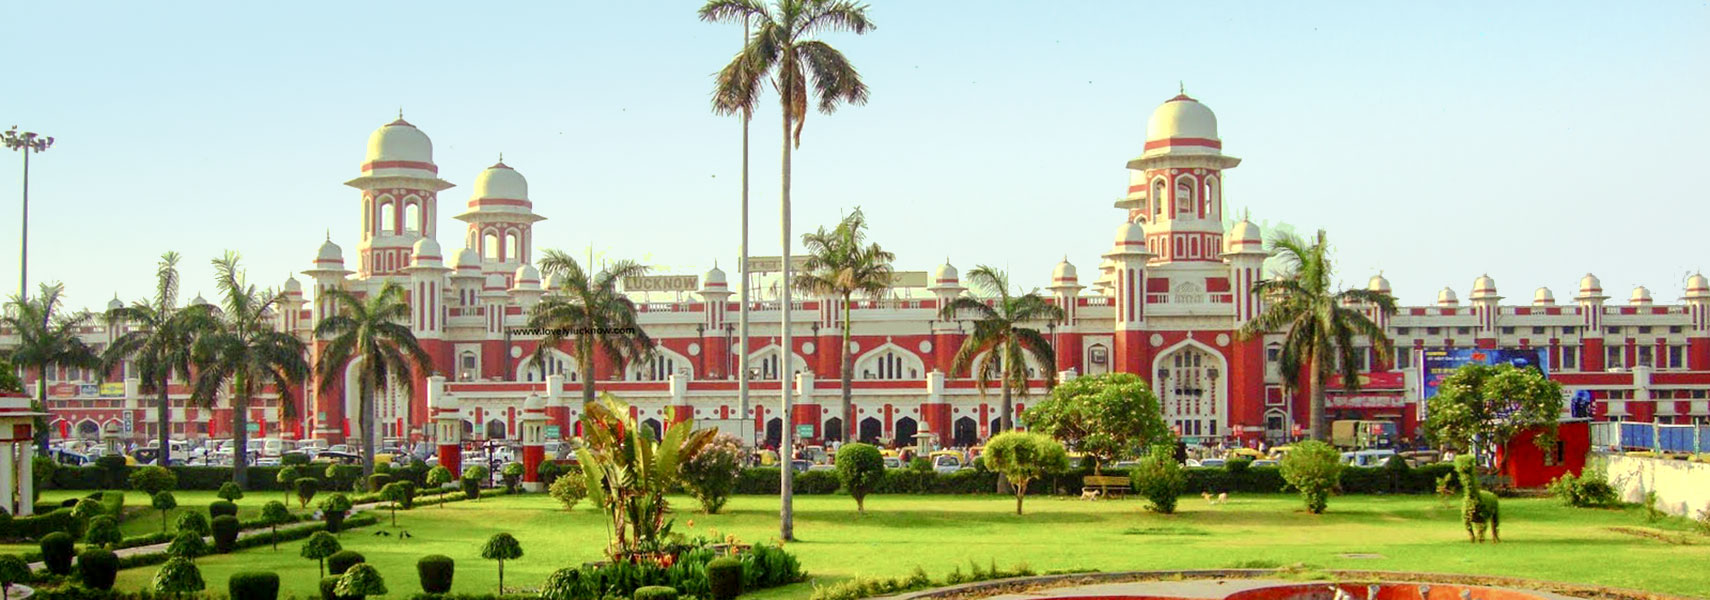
[158,375,172,467]
[997,374,1013,495]
[580,347,596,405]
[1309,365,1327,442]
[233,381,250,489]
[778,100,795,543]
[360,379,376,478]
[1014,482,1025,515]
[35,366,49,453]
[840,297,853,441]
[498,559,504,594]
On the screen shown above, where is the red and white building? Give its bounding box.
[8,97,1710,449]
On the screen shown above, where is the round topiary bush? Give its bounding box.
[318,576,341,600]
[129,466,178,495]
[167,531,209,559]
[328,549,366,576]
[634,585,680,600]
[295,477,321,508]
[40,531,76,575]
[209,500,239,518]
[366,473,391,493]
[152,557,205,596]
[76,548,120,590]
[83,515,122,548]
[1130,446,1187,514]
[460,477,482,500]
[1279,440,1344,514]
[229,571,281,600]
[319,494,353,533]
[176,511,211,536]
[218,481,245,502]
[706,556,744,600]
[211,515,241,553]
[834,443,885,514]
[335,563,387,600]
[417,554,455,594]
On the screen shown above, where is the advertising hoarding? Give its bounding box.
[1419,347,1549,418]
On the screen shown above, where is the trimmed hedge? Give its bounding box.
[41,531,76,574]
[76,548,119,590]
[707,556,743,600]
[2,508,78,540]
[634,586,679,600]
[231,571,282,600]
[44,462,437,492]
[113,513,382,571]
[329,550,366,576]
[727,462,1456,496]
[418,555,455,594]
[212,515,241,553]
[210,500,239,518]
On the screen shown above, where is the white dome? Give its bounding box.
[484,273,507,290]
[191,293,209,306]
[1146,94,1219,143]
[471,162,528,201]
[544,273,562,291]
[1630,286,1653,305]
[452,248,480,271]
[107,295,124,311]
[704,265,727,287]
[283,277,302,294]
[1051,259,1077,283]
[316,239,344,264]
[363,118,433,166]
[1368,274,1391,294]
[433,393,458,411]
[1688,273,1710,299]
[1436,287,1459,306]
[513,264,541,289]
[1579,273,1603,295]
[1226,219,1262,252]
[932,261,959,284]
[1470,274,1498,300]
[412,238,443,264]
[1533,287,1555,305]
[523,394,546,411]
[1113,222,1146,245]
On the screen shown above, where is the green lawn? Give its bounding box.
[100,493,1710,598]
[0,489,320,556]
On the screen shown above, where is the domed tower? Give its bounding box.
[1121,92,1242,264]
[456,160,546,287]
[1469,275,1501,346]
[1575,273,1609,370]
[1685,273,1710,371]
[348,116,455,279]
[404,237,451,339]
[700,265,732,378]
[928,260,967,374]
[1223,218,1267,325]
[1105,222,1156,375]
[1048,258,1084,373]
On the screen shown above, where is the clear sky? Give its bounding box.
[3,1,1706,311]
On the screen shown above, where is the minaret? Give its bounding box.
[1685,273,1710,371]
[1106,222,1156,377]
[927,261,966,375]
[1470,275,1501,349]
[1047,258,1084,374]
[1223,219,1267,325]
[1223,219,1268,442]
[700,266,732,379]
[405,238,450,339]
[449,248,483,309]
[348,116,454,279]
[303,237,352,441]
[456,160,546,286]
[1576,273,1608,372]
[278,277,305,336]
[1122,92,1242,264]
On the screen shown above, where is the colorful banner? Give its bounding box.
[1419,347,1549,418]
[1327,371,1406,390]
[49,383,78,398]
[99,382,126,397]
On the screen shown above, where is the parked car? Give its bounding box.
[315,451,363,465]
[882,456,903,469]
[1340,449,1398,468]
[1199,458,1226,468]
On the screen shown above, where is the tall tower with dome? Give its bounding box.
[348,116,455,279]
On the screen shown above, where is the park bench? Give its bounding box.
[1081,475,1131,498]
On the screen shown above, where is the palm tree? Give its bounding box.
[103,252,215,467]
[528,250,654,405]
[940,267,1064,434]
[794,207,892,441]
[314,282,435,478]
[190,253,309,487]
[3,282,102,452]
[1236,230,1396,442]
[700,0,874,543]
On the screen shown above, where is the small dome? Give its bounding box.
[1630,286,1653,305]
[1470,274,1498,300]
[363,117,433,166]
[1113,222,1146,245]
[1368,274,1391,294]
[932,261,959,284]
[543,273,562,291]
[283,276,302,294]
[1688,273,1710,299]
[452,248,480,271]
[411,238,443,267]
[523,394,546,411]
[484,273,507,291]
[316,239,344,264]
[704,265,727,287]
[1146,94,1219,143]
[1226,219,1262,252]
[433,393,458,411]
[191,294,209,306]
[1579,273,1603,295]
[471,161,529,202]
[513,264,541,289]
[1436,287,1459,306]
[1051,258,1077,283]
[1533,287,1555,305]
[107,295,124,311]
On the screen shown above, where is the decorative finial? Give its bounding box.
[325,229,331,241]
[1179,81,1185,95]
[498,152,504,163]
[398,107,404,120]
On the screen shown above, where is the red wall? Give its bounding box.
[1498,420,1590,488]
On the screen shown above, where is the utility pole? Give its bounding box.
[738,17,754,445]
[3,127,55,301]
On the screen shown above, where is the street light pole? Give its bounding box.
[737,17,754,446]
[3,127,54,302]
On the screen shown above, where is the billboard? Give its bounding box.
[1419,347,1548,417]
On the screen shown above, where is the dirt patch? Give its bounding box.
[1605,527,1698,545]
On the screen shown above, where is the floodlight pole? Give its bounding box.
[3,127,54,301]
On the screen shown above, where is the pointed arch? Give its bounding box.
[377,195,397,234]
[853,342,926,381]
[518,348,576,382]
[1150,339,1229,440]
[403,197,422,233]
[746,345,809,381]
[629,345,695,381]
[1203,176,1220,220]
[1150,176,1167,220]
[1174,174,1197,216]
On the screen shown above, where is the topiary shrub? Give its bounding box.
[328,549,366,576]
[417,554,455,594]
[908,457,932,473]
[1131,446,1187,514]
[76,548,120,590]
[209,500,238,518]
[320,493,353,533]
[229,571,281,600]
[549,472,586,511]
[152,491,179,534]
[634,585,679,600]
[1225,457,1253,476]
[1279,440,1343,514]
[0,554,31,596]
[334,563,387,600]
[166,531,209,560]
[500,462,524,493]
[83,515,122,548]
[282,452,311,466]
[175,511,211,536]
[40,531,76,575]
[296,477,321,508]
[152,556,205,596]
[301,531,343,578]
[366,473,391,493]
[461,476,482,500]
[319,576,341,600]
[211,515,241,553]
[834,443,885,514]
[707,556,744,600]
[218,481,245,502]
[482,532,524,593]
[1383,454,1412,493]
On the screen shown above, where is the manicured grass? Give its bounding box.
[38,489,315,538]
[104,493,1710,598]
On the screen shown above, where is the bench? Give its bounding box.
[1082,475,1131,498]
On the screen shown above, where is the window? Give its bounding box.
[1668,345,1684,369]
[1608,326,1621,334]
[1501,326,1515,334]
[1266,347,1280,362]
[504,232,520,261]
[1175,177,1195,214]
[459,351,478,381]
[1606,346,1623,368]
[1638,346,1654,367]
[1562,326,1577,335]
[1395,327,1410,335]
[1203,177,1218,218]
[1670,326,1683,334]
[1395,346,1413,369]
[1456,327,1471,335]
[1426,327,1440,335]
[1532,326,1546,335]
[1638,326,1652,334]
[483,232,500,260]
[378,200,396,233]
[403,203,420,232]
[1561,346,1579,370]
[1151,179,1165,221]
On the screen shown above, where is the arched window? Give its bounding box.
[403,202,420,233]
[378,199,396,233]
[1204,177,1219,219]
[855,346,925,381]
[1159,345,1222,438]
[1175,176,1195,215]
[504,231,520,262]
[459,351,478,381]
[483,231,500,261]
[1151,178,1166,220]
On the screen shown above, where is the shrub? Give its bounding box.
[152,556,205,595]
[983,431,1069,515]
[213,481,243,502]
[538,459,566,485]
[482,532,524,593]
[548,472,587,510]
[462,464,490,483]
[282,452,311,466]
[97,490,125,516]
[1383,454,1412,492]
[336,563,388,599]
[212,515,241,553]
[230,571,281,600]
[328,549,366,576]
[1548,471,1620,508]
[1224,457,1253,476]
[296,477,321,508]
[1131,447,1187,514]
[1279,440,1343,514]
[834,443,886,514]
[150,491,178,533]
[634,586,679,600]
[908,457,932,473]
[95,455,128,487]
[500,462,524,493]
[426,465,454,488]
[166,531,208,559]
[77,548,120,590]
[707,556,744,600]
[83,515,122,548]
[319,576,341,600]
[301,531,343,577]
[367,473,392,493]
[417,554,456,594]
[209,499,239,518]
[0,555,30,593]
[70,497,104,535]
[175,511,211,536]
[41,531,76,574]
[461,477,482,501]
[320,493,354,533]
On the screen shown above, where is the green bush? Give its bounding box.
[0,555,30,591]
[634,586,679,600]
[1548,471,1620,508]
[1224,457,1253,476]
[95,455,128,488]
[549,472,587,510]
[834,443,886,514]
[1383,454,1412,492]
[97,490,125,516]
[41,531,76,574]
[216,481,244,502]
[320,576,342,600]
[83,515,122,548]
[500,462,524,493]
[418,554,456,594]
[211,515,241,553]
[461,477,482,500]
[296,477,321,508]
[335,563,388,599]
[707,556,743,600]
[152,557,205,595]
[302,531,344,578]
[1131,448,1187,514]
[367,473,392,493]
[76,548,119,590]
[282,452,311,466]
[321,493,354,533]
[538,459,566,485]
[328,550,366,576]
[1279,440,1343,514]
[907,457,932,473]
[175,511,210,536]
[230,571,281,600]
[210,499,239,518]
[166,531,209,559]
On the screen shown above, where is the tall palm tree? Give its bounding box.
[795,207,893,441]
[3,282,101,452]
[1236,230,1396,442]
[103,252,215,467]
[940,267,1064,434]
[190,253,309,487]
[314,282,435,478]
[528,250,654,405]
[700,0,874,543]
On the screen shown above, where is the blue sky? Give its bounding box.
[2,1,1706,310]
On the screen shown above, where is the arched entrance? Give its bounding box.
[641,418,663,440]
[952,417,977,447]
[764,418,783,449]
[485,419,506,440]
[1155,342,1228,441]
[858,417,882,444]
[989,417,1002,436]
[894,417,918,448]
[461,420,475,437]
[823,417,844,443]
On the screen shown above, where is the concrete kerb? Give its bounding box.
[874,569,1709,600]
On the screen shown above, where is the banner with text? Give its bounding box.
[1419,347,1549,419]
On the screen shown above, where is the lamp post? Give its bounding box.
[2,127,54,301]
